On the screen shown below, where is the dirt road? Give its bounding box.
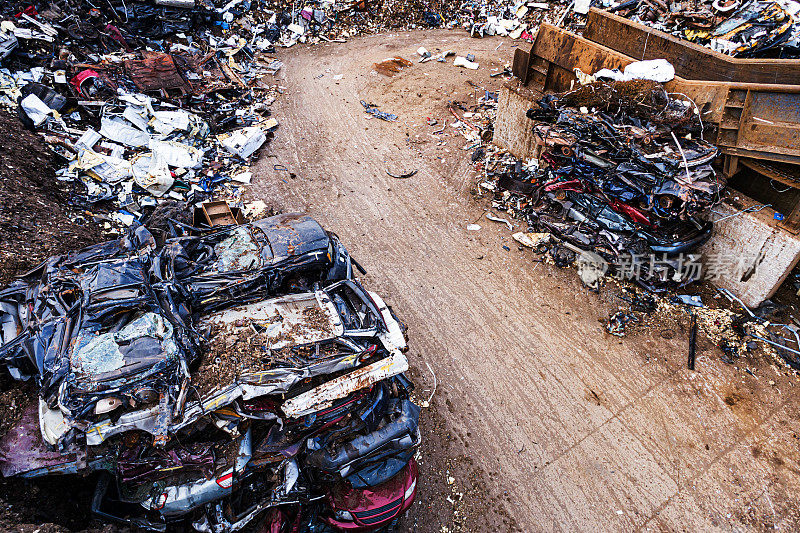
[252,30,800,532]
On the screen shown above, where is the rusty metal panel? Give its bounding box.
[512,48,531,85]
[737,91,800,155]
[124,51,192,97]
[282,352,408,418]
[531,23,632,90]
[173,53,235,94]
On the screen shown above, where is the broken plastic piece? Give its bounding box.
[454,56,479,69]
[219,127,267,159]
[360,101,397,121]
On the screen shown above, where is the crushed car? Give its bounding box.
[0,213,421,532]
[157,213,362,313]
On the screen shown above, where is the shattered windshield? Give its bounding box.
[71,312,178,380]
[213,226,264,272]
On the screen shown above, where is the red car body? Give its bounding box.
[324,458,418,531]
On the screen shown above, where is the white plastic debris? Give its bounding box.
[287,23,305,35]
[485,213,513,230]
[99,116,150,147]
[20,93,53,126]
[417,46,433,62]
[149,140,203,169]
[574,0,591,14]
[622,59,675,82]
[131,153,174,197]
[116,213,137,226]
[232,171,253,184]
[512,232,550,248]
[75,129,102,151]
[509,24,527,39]
[243,200,267,218]
[219,126,267,159]
[39,399,68,446]
[151,109,193,135]
[594,59,675,83]
[0,31,18,60]
[777,0,800,16]
[454,56,479,70]
[75,150,133,184]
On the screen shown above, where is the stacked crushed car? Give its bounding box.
[481,79,722,289]
[0,213,421,532]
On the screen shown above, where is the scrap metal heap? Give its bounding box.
[609,0,800,58]
[484,79,722,290]
[0,213,421,532]
[1,0,288,224]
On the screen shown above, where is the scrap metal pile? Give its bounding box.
[459,0,567,40]
[482,79,722,290]
[608,0,800,58]
[1,0,290,226]
[0,213,421,532]
[0,0,571,231]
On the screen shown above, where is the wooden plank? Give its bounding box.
[583,8,800,85]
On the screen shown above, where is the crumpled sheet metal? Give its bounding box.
[0,224,421,533]
[213,226,263,272]
[140,429,253,517]
[71,313,178,378]
[613,1,799,58]
[306,398,420,477]
[0,225,195,452]
[282,352,409,418]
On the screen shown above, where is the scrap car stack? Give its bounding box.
[0,214,421,531]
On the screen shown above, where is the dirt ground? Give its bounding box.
[251,29,800,532]
[0,110,105,286]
